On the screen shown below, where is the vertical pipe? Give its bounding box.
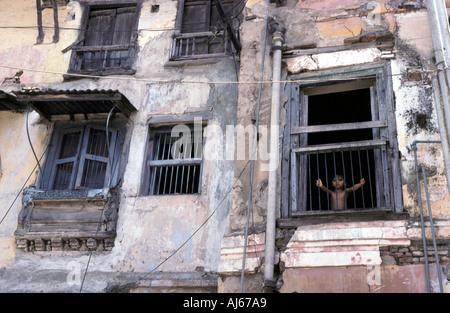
[421,164,444,293]
[240,0,271,293]
[413,144,431,293]
[264,16,285,291]
[426,0,450,193]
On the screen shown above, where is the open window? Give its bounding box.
[66,2,140,76]
[281,62,403,217]
[168,0,242,64]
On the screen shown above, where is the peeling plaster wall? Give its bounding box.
[0,0,238,292]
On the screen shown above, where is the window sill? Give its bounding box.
[63,69,136,80]
[165,54,238,67]
[278,208,409,229]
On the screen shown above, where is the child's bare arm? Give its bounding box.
[316,179,330,193]
[346,178,365,193]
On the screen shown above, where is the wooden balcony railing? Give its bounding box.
[169,30,234,61]
[68,45,135,75]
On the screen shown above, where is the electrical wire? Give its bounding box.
[79,104,117,293]
[0,64,425,86]
[26,104,43,177]
[0,145,49,226]
[239,0,270,294]
[122,157,253,290]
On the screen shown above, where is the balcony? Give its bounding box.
[167,30,235,66]
[67,45,136,77]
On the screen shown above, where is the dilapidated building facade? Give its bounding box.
[0,0,449,293]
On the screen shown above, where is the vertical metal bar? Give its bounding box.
[420,163,444,293]
[358,149,365,209]
[168,135,175,194]
[316,152,321,211]
[192,37,196,55]
[324,152,330,210]
[158,133,167,195]
[365,148,374,208]
[174,133,180,194]
[341,151,347,210]
[191,129,201,193]
[185,133,193,193]
[180,134,187,193]
[150,134,161,195]
[333,151,338,209]
[349,151,356,208]
[308,154,312,211]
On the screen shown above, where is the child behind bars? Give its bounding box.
[316,174,365,210]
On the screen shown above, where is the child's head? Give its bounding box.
[332,173,345,189]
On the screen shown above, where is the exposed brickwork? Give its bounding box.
[380,240,450,266]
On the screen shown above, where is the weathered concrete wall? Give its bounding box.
[0,0,238,292]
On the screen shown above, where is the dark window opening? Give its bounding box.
[305,88,379,210]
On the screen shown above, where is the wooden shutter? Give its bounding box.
[181,0,211,33]
[50,129,83,190]
[76,126,117,189]
[112,7,136,45]
[85,9,116,46]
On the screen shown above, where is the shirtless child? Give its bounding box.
[316,175,365,210]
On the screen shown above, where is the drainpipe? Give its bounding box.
[426,0,450,193]
[264,17,285,292]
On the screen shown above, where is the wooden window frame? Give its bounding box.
[281,62,403,218]
[41,121,124,191]
[66,1,141,76]
[168,0,241,64]
[142,121,206,196]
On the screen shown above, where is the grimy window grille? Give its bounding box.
[281,62,403,217]
[146,125,203,195]
[47,125,117,190]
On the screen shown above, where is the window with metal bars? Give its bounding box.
[41,123,122,191]
[282,63,404,217]
[145,125,204,195]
